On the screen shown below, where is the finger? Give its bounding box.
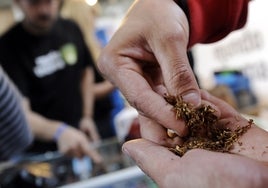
[80,120,100,142]
[122,139,180,184]
[115,64,188,136]
[158,49,200,106]
[150,19,201,107]
[202,89,250,130]
[87,125,101,142]
[90,124,101,142]
[199,99,221,118]
[62,144,83,159]
[82,143,103,164]
[201,90,240,117]
[90,130,101,143]
[139,115,184,147]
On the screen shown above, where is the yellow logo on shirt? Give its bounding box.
[61,43,78,65]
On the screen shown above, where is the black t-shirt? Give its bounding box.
[0,18,94,153]
[92,66,116,138]
[93,66,113,119]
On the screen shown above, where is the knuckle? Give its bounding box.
[97,49,112,75]
[160,27,187,45]
[131,92,151,116]
[171,63,195,91]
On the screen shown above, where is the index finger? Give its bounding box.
[145,1,201,107]
[154,35,201,107]
[115,63,188,137]
[82,143,103,164]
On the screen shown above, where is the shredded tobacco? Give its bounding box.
[164,95,253,157]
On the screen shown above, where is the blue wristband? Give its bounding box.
[53,123,68,142]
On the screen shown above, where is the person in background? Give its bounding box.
[98,0,268,186]
[92,67,125,139]
[60,0,101,62]
[0,66,33,161]
[61,0,125,139]
[0,0,102,163]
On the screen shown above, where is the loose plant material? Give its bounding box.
[164,95,253,157]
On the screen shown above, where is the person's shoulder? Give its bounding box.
[0,23,22,45]
[58,17,81,30]
[56,17,84,39]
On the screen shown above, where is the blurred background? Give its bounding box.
[1,0,268,187]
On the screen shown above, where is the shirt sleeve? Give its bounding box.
[0,66,33,161]
[181,0,250,47]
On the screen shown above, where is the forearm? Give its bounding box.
[94,80,115,99]
[80,68,100,141]
[81,67,95,118]
[24,99,63,141]
[176,0,250,47]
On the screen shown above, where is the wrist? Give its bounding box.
[82,115,93,119]
[83,112,92,118]
[53,123,68,142]
[80,116,94,126]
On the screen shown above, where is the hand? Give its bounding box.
[201,90,268,163]
[57,126,102,163]
[79,117,100,142]
[123,139,268,188]
[138,90,268,163]
[97,0,201,142]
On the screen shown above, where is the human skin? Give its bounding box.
[17,0,61,35]
[200,90,268,164]
[123,139,268,188]
[122,92,268,188]
[16,0,101,162]
[97,0,201,143]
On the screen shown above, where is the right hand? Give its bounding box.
[97,0,200,144]
[57,126,102,163]
[79,117,101,143]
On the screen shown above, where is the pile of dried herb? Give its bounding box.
[164,95,253,157]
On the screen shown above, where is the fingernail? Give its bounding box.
[122,144,130,157]
[182,92,201,106]
[122,145,130,156]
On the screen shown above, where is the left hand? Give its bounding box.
[122,139,268,188]
[79,117,100,142]
[140,90,268,163]
[201,90,268,163]
[57,125,102,163]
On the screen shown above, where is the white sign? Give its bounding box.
[193,0,268,105]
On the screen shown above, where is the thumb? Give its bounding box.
[122,139,178,183]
